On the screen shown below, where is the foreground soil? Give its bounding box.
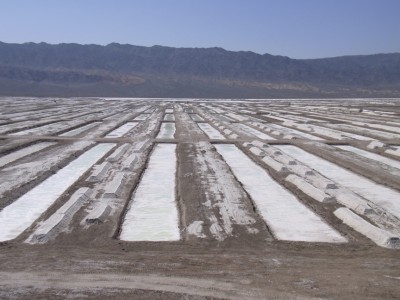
[0,233,399,299]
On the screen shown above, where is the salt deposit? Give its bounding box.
[0,143,115,241]
[187,221,206,238]
[156,123,176,139]
[86,200,112,224]
[103,172,127,198]
[334,207,400,249]
[367,140,386,150]
[119,144,180,241]
[336,145,400,169]
[107,144,130,162]
[0,142,55,168]
[197,123,225,139]
[385,146,400,158]
[192,142,258,240]
[60,122,101,137]
[286,174,335,203]
[87,162,111,182]
[190,114,204,121]
[134,114,150,121]
[277,145,400,219]
[268,124,324,140]
[122,153,138,171]
[215,144,346,243]
[105,122,138,138]
[163,114,175,121]
[233,123,274,139]
[28,188,93,243]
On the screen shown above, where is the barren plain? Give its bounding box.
[0,97,400,299]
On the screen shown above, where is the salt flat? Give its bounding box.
[0,97,399,299]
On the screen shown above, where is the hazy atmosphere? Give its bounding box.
[1,0,399,58]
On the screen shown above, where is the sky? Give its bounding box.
[0,0,399,59]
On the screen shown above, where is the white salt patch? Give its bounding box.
[86,200,112,224]
[9,123,61,136]
[336,146,400,170]
[59,122,101,137]
[119,144,180,241]
[87,162,111,182]
[163,114,175,121]
[365,123,400,134]
[103,172,127,198]
[367,140,386,150]
[233,124,274,140]
[105,122,138,138]
[334,207,400,249]
[226,113,247,122]
[269,124,323,140]
[386,146,400,158]
[290,123,371,141]
[194,142,257,240]
[156,123,176,139]
[190,114,204,121]
[286,174,335,203]
[27,188,93,243]
[107,144,130,162]
[187,221,206,238]
[197,123,225,140]
[276,145,400,220]
[134,114,150,121]
[215,144,346,243]
[0,143,115,241]
[0,141,94,198]
[329,124,400,140]
[310,124,372,140]
[0,142,55,168]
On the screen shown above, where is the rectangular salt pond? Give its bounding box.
[352,122,400,134]
[0,142,56,168]
[0,143,115,241]
[197,123,225,140]
[105,122,138,138]
[119,144,180,241]
[59,122,101,137]
[10,122,63,136]
[309,124,370,140]
[190,114,204,121]
[295,123,371,141]
[329,124,400,140]
[269,124,324,140]
[163,114,175,121]
[276,145,400,219]
[233,123,274,140]
[215,144,346,243]
[336,146,400,170]
[134,114,150,121]
[156,123,176,139]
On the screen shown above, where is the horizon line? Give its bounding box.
[1,40,399,60]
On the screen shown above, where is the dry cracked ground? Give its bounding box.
[0,97,400,299]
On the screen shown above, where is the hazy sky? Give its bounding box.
[0,0,399,59]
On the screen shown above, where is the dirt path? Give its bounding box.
[0,271,301,300]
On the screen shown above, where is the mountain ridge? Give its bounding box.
[0,41,399,98]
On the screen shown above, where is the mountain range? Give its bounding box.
[0,41,399,98]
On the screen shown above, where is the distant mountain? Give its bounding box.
[0,41,399,98]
